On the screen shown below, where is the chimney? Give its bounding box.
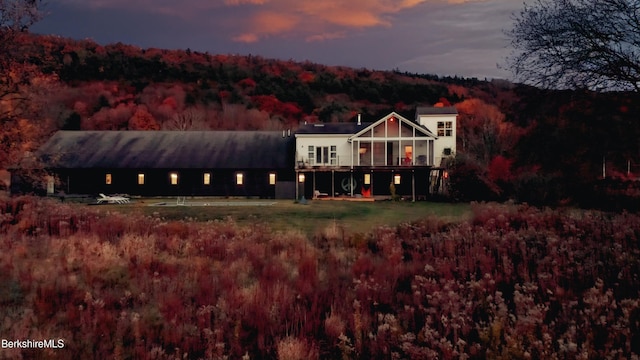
[357,113,361,125]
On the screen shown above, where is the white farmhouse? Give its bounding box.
[294,106,457,200]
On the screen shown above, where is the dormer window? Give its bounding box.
[437,121,453,137]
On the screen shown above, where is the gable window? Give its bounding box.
[437,121,453,137]
[170,172,179,185]
[105,173,112,185]
[309,145,337,165]
[203,173,211,185]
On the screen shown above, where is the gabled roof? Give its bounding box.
[38,131,294,169]
[416,106,458,115]
[350,112,437,139]
[295,122,373,135]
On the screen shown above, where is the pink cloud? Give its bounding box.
[229,0,431,42]
[224,0,269,5]
[58,0,489,42]
[233,11,299,42]
[305,31,347,42]
[232,33,260,43]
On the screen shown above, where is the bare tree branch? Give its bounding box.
[505,0,640,91]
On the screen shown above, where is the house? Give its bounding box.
[294,107,457,200]
[25,130,296,198]
[15,106,455,200]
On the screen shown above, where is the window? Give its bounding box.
[203,173,211,185]
[330,146,337,165]
[437,121,453,137]
[269,173,276,185]
[316,147,325,164]
[309,145,337,165]
[170,172,179,185]
[105,173,112,185]
[308,146,315,165]
[46,176,55,194]
[404,146,413,165]
[138,173,145,185]
[364,173,371,185]
[236,173,244,185]
[394,174,401,185]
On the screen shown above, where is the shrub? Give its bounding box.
[0,197,638,358]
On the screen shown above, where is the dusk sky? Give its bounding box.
[32,0,523,80]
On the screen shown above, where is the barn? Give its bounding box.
[25,130,296,199]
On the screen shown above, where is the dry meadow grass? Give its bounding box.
[1,196,639,359]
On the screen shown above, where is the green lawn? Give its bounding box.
[92,198,471,236]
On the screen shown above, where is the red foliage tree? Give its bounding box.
[128,105,160,130]
[488,155,514,182]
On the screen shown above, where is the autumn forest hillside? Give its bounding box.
[4,33,640,206]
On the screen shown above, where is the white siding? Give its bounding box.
[295,135,352,167]
[418,114,457,166]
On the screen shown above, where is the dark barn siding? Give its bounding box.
[34,131,295,198]
[54,168,295,198]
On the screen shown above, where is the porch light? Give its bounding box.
[394,174,401,185]
[298,173,306,183]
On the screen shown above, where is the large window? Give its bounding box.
[309,145,337,165]
[437,121,453,137]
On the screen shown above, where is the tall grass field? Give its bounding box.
[1,196,639,359]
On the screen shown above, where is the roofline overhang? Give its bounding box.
[294,133,353,137]
[349,112,437,140]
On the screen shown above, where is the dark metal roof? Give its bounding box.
[295,122,373,134]
[416,106,458,115]
[38,131,295,169]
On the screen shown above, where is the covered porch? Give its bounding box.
[294,167,447,201]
